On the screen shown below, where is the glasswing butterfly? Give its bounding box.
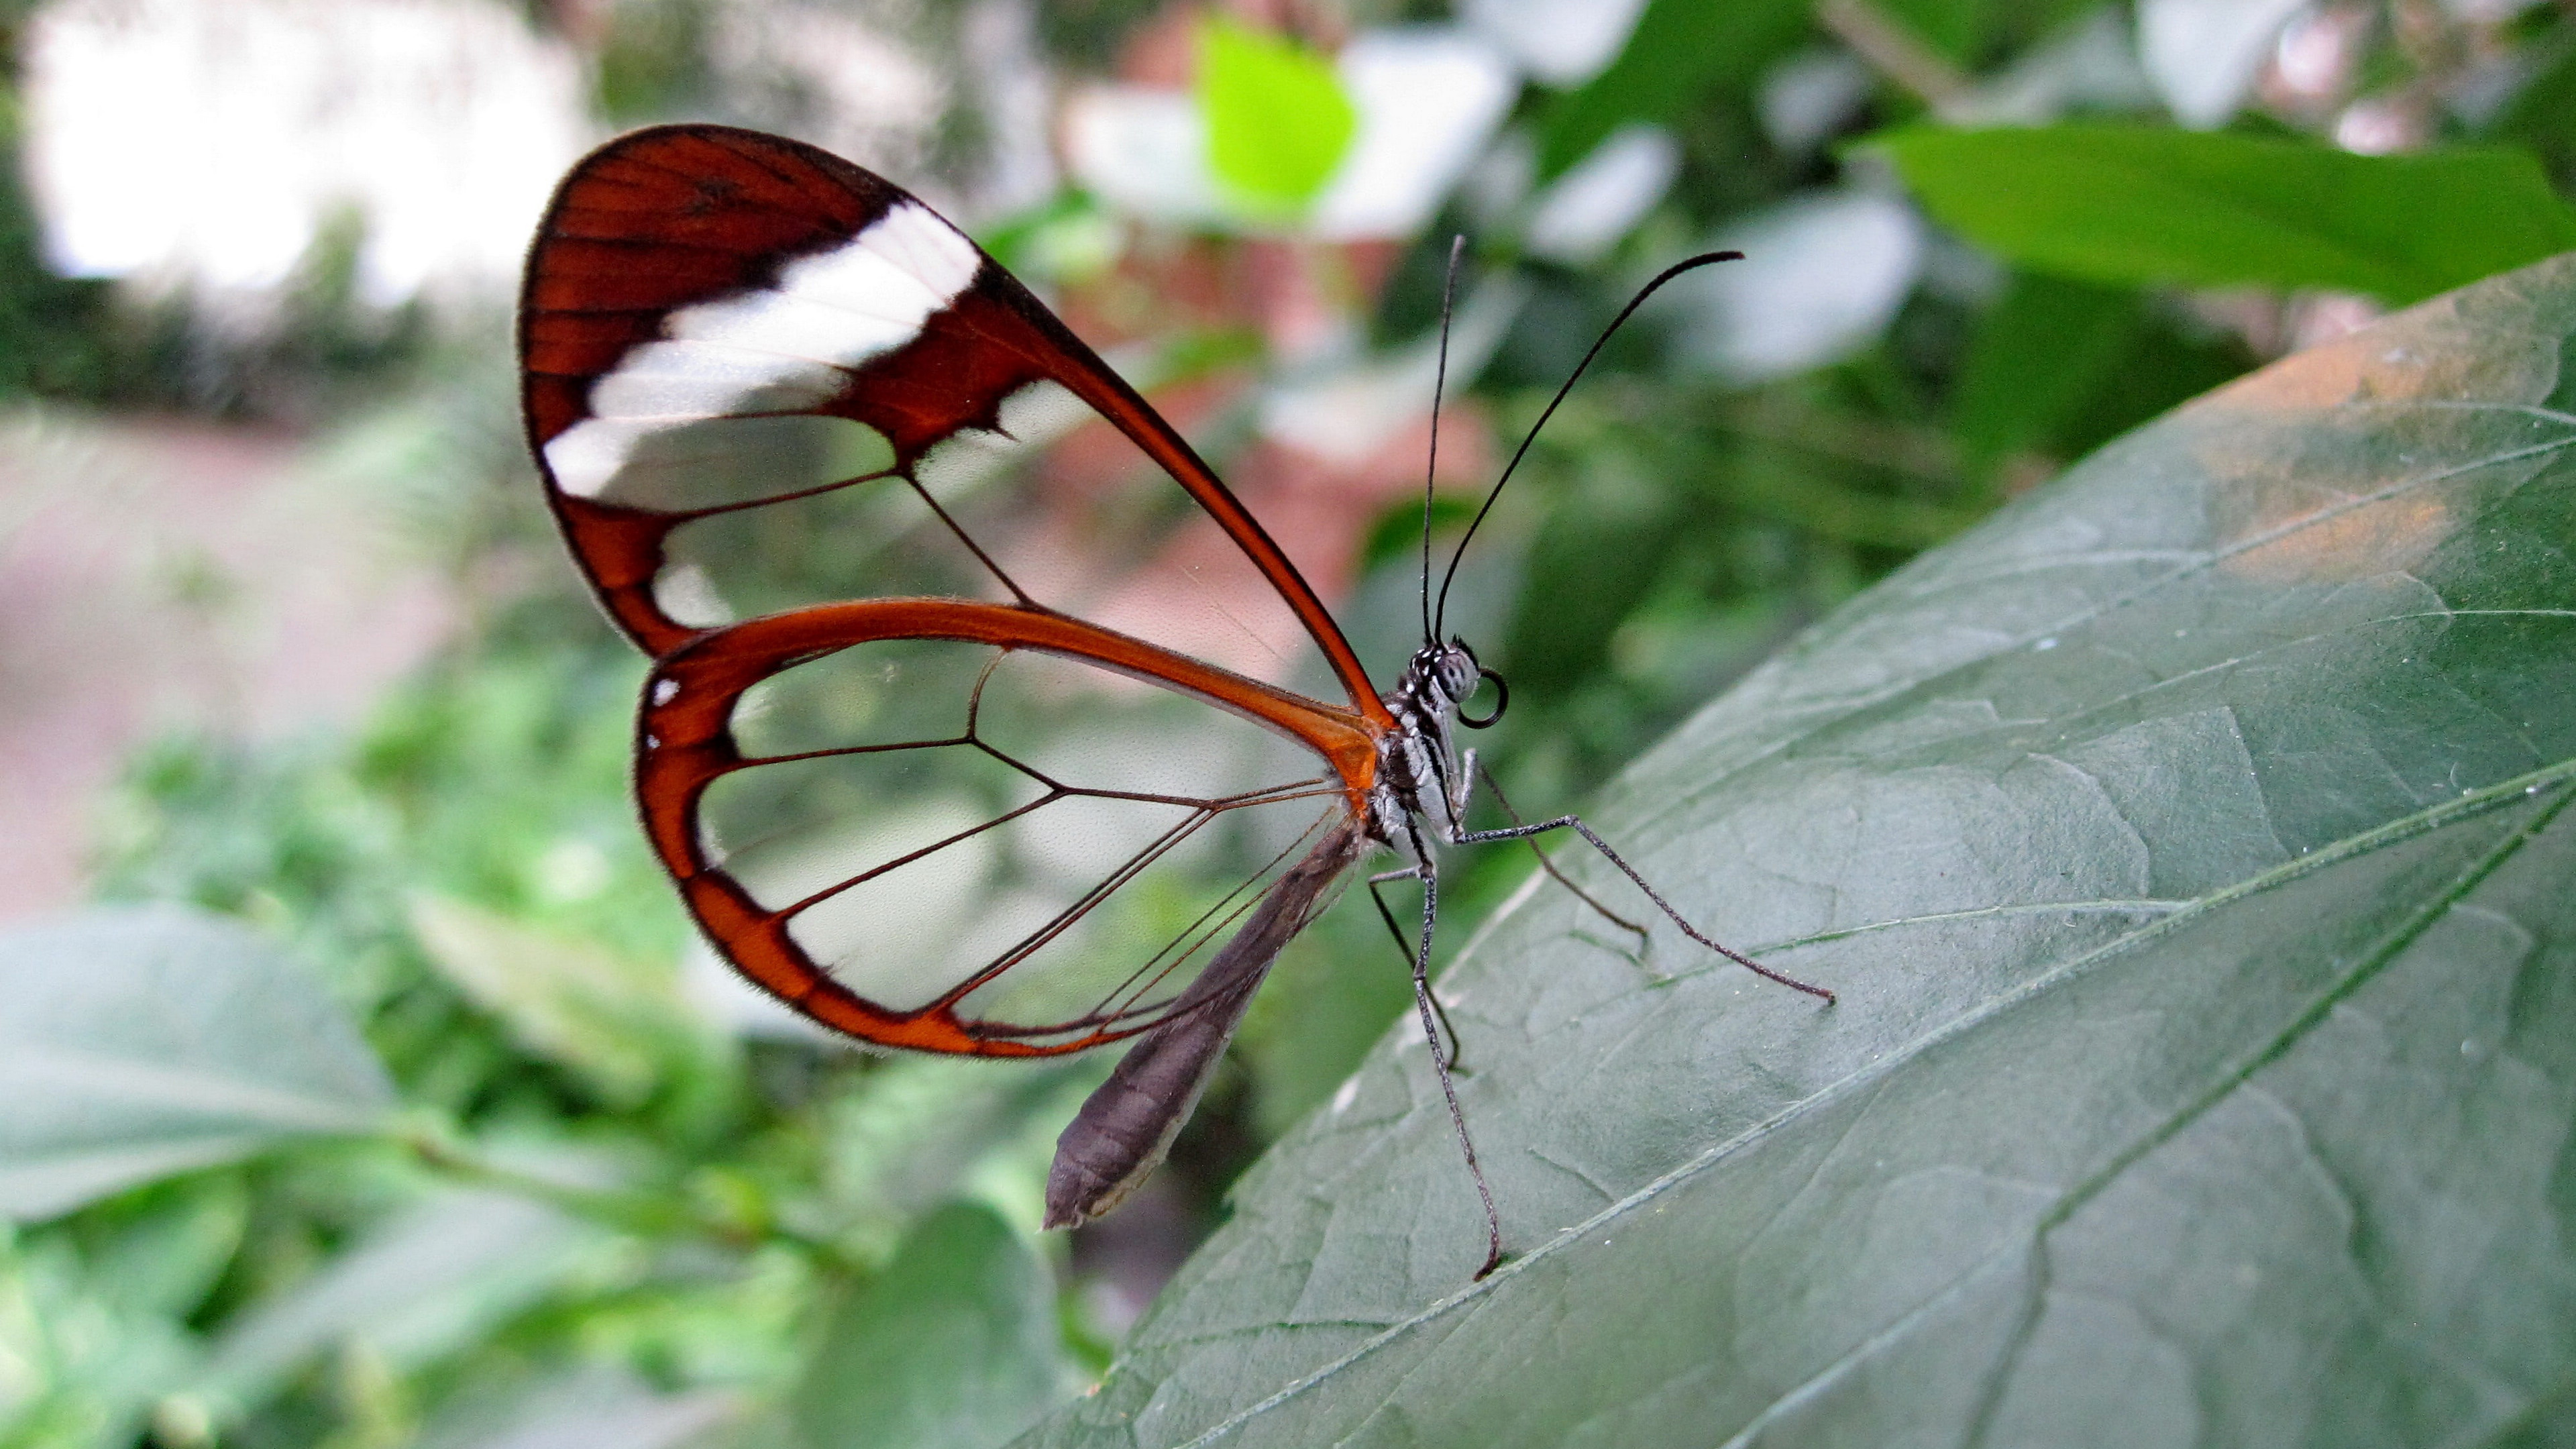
[519,124,1829,1278]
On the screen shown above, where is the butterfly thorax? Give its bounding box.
[1369,641,1482,855]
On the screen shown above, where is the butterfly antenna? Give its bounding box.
[1432,250,1742,640]
[1422,233,1466,648]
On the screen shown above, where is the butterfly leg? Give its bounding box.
[1368,865,1466,1071]
[1448,813,1834,1003]
[1465,759,1649,946]
[1398,823,1505,1279]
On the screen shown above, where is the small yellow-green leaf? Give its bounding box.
[1196,15,1356,216]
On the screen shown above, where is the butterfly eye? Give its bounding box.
[1432,643,1475,695]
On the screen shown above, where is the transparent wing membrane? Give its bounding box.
[684,639,1342,1046]
[554,413,896,513]
[578,376,1337,690]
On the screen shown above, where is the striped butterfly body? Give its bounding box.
[519,124,1827,1277]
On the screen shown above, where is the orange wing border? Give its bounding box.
[637,598,1381,1055]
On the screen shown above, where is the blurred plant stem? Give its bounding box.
[1816,0,1970,110]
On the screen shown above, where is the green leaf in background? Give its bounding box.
[1874,0,2102,66]
[419,1367,737,1449]
[1538,0,1809,177]
[1951,271,2143,473]
[194,1191,612,1413]
[75,1176,248,1324]
[1195,15,1354,215]
[1016,255,2576,1446]
[0,1206,211,1448]
[818,1057,1104,1261]
[192,1187,617,1423]
[793,1203,1069,1449]
[408,896,715,1108]
[0,908,395,1221]
[2495,36,2576,189]
[1870,123,2576,304]
[1240,917,1417,1140]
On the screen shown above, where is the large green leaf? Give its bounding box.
[0,908,395,1220]
[1870,123,2576,304]
[1018,254,2576,1446]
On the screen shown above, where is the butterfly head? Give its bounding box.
[1413,638,1506,730]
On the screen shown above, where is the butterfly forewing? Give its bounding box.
[523,125,1381,705]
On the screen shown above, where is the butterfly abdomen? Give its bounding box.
[1044,820,1365,1227]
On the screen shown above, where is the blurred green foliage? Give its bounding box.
[5,2,2575,1448]
[1538,0,1812,176]
[1872,123,2576,303]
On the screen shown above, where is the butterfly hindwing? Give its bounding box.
[637,599,1376,1053]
